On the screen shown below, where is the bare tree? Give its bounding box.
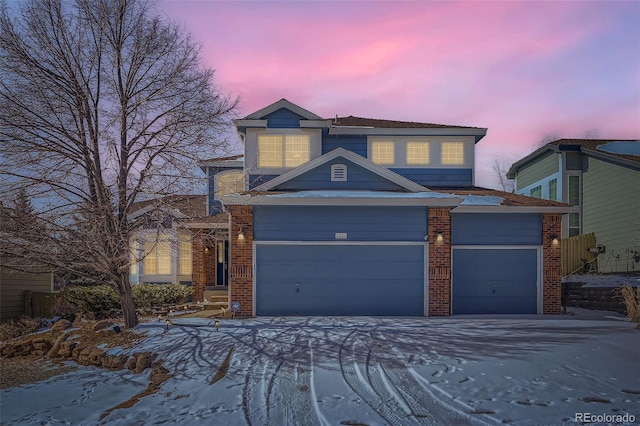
[0,0,237,327]
[491,157,515,193]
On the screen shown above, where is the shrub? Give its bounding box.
[0,316,45,341]
[617,286,640,323]
[61,285,120,316]
[132,283,193,308]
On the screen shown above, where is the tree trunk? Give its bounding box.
[117,274,139,328]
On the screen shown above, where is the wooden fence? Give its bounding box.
[562,233,597,276]
[24,291,62,318]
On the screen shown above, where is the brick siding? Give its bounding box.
[428,208,452,316]
[542,213,562,314]
[228,205,254,317]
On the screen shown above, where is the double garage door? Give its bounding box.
[255,244,425,316]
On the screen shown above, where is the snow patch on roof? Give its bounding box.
[459,195,504,206]
[597,141,640,156]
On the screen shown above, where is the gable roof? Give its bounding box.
[242,98,324,121]
[128,195,228,228]
[508,139,640,178]
[251,147,428,193]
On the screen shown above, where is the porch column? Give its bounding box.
[228,205,254,317]
[428,208,452,316]
[542,214,562,314]
[191,231,205,302]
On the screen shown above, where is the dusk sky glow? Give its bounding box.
[159,0,640,188]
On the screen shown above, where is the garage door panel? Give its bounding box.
[453,248,538,314]
[256,244,424,316]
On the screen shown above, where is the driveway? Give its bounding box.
[1,314,639,425]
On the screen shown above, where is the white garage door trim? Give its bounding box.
[253,241,429,316]
[451,245,543,315]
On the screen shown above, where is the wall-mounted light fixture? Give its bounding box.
[551,235,559,246]
[204,246,210,253]
[436,232,444,243]
[238,227,245,241]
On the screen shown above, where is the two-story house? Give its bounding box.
[507,139,640,273]
[213,99,573,317]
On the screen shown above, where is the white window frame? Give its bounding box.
[367,137,472,169]
[178,234,192,276]
[215,170,245,196]
[406,141,430,165]
[257,134,310,168]
[441,142,465,166]
[566,173,582,236]
[370,140,396,165]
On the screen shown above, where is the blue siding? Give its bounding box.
[274,157,405,191]
[254,206,427,241]
[453,248,538,314]
[451,214,542,245]
[256,244,424,316]
[264,108,303,128]
[322,134,367,157]
[391,168,472,187]
[248,174,279,189]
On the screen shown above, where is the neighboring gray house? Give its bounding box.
[507,139,640,273]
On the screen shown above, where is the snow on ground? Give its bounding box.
[564,273,640,288]
[1,313,639,425]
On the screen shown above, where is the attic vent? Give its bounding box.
[331,164,347,182]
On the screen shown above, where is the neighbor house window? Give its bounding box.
[179,235,192,275]
[530,185,542,198]
[258,134,310,168]
[144,239,171,275]
[216,170,244,196]
[130,239,138,276]
[406,142,430,165]
[370,141,395,165]
[441,142,464,165]
[548,178,558,201]
[568,175,581,236]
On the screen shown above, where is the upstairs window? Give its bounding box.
[216,170,244,196]
[406,141,430,165]
[441,142,464,165]
[258,134,310,168]
[370,141,395,165]
[530,185,542,198]
[548,178,558,201]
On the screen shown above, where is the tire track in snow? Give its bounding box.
[370,330,495,425]
[339,331,415,425]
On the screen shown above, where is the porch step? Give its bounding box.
[203,301,228,311]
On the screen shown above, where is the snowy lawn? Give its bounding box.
[1,312,639,425]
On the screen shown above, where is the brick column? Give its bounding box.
[191,230,205,302]
[228,205,254,317]
[428,208,452,316]
[542,214,562,314]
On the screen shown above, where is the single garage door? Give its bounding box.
[452,248,539,314]
[256,244,425,316]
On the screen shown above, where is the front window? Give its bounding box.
[406,142,430,165]
[144,239,171,275]
[216,170,244,196]
[258,134,310,168]
[441,142,464,165]
[179,235,192,275]
[371,141,395,165]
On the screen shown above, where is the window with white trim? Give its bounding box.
[548,178,558,201]
[568,175,581,237]
[216,170,244,196]
[144,239,171,275]
[530,185,542,198]
[258,134,310,168]
[370,141,395,165]
[179,235,192,275]
[406,141,430,165]
[441,142,464,165]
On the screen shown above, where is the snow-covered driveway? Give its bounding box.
[2,315,639,425]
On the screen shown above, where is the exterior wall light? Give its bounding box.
[436,232,444,243]
[238,228,245,241]
[551,235,559,246]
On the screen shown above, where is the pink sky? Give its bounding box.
[160,0,640,188]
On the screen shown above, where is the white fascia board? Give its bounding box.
[451,205,577,214]
[328,127,487,139]
[234,119,268,128]
[252,147,427,192]
[300,120,331,128]
[507,145,559,178]
[243,99,324,120]
[219,194,462,207]
[128,205,189,221]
